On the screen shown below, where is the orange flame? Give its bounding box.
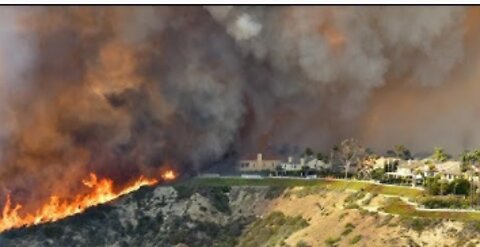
[162,170,176,180]
[0,173,163,233]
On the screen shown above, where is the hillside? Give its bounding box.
[2,178,480,247]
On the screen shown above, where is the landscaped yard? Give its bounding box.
[383,197,480,221]
[182,177,425,199]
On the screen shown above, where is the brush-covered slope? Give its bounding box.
[2,180,480,247]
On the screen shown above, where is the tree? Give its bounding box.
[474,150,480,162]
[412,169,422,187]
[460,151,471,172]
[460,149,480,172]
[338,139,365,179]
[371,168,385,181]
[357,150,378,180]
[439,175,447,195]
[316,152,326,162]
[275,165,284,176]
[365,148,376,156]
[425,176,441,195]
[448,178,470,196]
[304,148,314,157]
[329,145,340,168]
[385,150,396,157]
[301,165,310,177]
[394,144,412,160]
[431,147,450,163]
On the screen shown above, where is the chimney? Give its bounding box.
[257,153,262,162]
[288,156,293,163]
[301,158,305,166]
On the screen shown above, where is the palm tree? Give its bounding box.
[438,172,446,195]
[412,169,422,187]
[461,149,480,171]
[431,147,450,162]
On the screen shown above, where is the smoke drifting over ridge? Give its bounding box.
[0,6,478,207]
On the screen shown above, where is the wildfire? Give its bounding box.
[162,170,176,180]
[0,171,177,233]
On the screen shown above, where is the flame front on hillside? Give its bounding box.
[162,170,176,180]
[0,170,176,233]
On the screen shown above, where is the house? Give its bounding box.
[305,157,331,171]
[276,156,332,174]
[373,157,400,170]
[238,153,331,174]
[386,160,465,184]
[359,156,399,178]
[385,160,424,186]
[434,161,462,182]
[280,156,302,171]
[238,153,282,172]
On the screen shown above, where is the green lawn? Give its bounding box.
[180,177,424,199]
[383,197,480,221]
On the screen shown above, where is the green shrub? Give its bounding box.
[344,191,366,204]
[238,212,308,247]
[421,196,469,209]
[362,193,378,206]
[401,217,436,233]
[295,240,311,247]
[174,185,196,200]
[338,212,349,220]
[324,236,341,246]
[136,216,158,234]
[265,186,286,199]
[198,187,231,214]
[447,178,471,196]
[349,234,362,245]
[425,177,471,196]
[345,222,355,229]
[465,221,480,233]
[341,227,353,236]
[359,209,370,216]
[371,168,385,181]
[43,226,64,239]
[377,215,394,227]
[344,203,360,209]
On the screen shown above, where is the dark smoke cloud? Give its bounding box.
[205,6,470,152]
[0,6,478,208]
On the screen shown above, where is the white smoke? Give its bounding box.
[228,14,262,41]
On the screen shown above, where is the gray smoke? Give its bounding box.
[0,6,476,209]
[205,6,468,152]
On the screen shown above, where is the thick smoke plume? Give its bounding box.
[0,6,478,209]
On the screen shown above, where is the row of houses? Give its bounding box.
[238,153,333,174]
[382,159,477,184]
[237,153,480,186]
